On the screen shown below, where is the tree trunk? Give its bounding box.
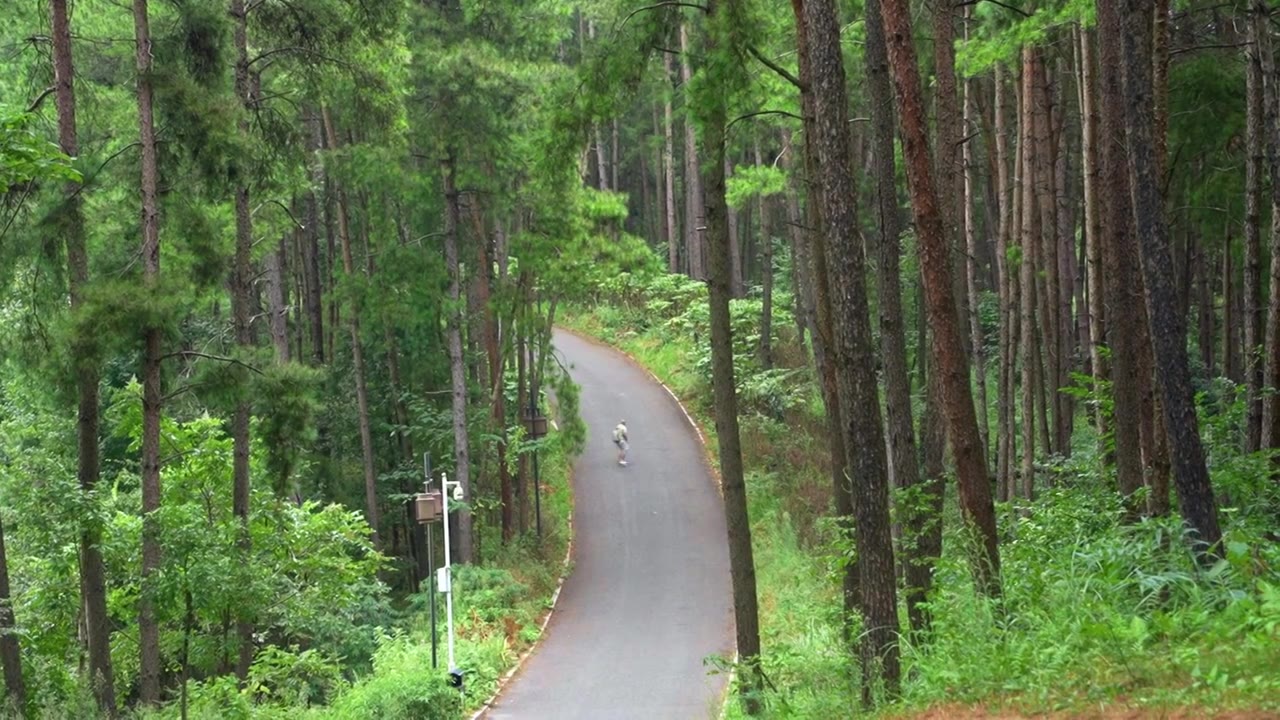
[866,0,926,642]
[727,157,745,297]
[265,238,291,362]
[323,109,381,549]
[791,0,856,639]
[962,6,989,461]
[1244,5,1265,450]
[0,517,25,712]
[699,8,763,709]
[934,0,969,361]
[135,0,164,702]
[611,117,620,194]
[303,110,326,365]
[1019,50,1040,501]
[782,130,813,349]
[1224,227,1240,382]
[664,54,679,272]
[1095,0,1146,512]
[1258,0,1280,450]
[50,0,116,710]
[1079,26,1107,435]
[443,153,474,563]
[1198,238,1215,375]
[807,0,901,697]
[1113,0,1223,551]
[994,63,1015,501]
[1032,55,1063,457]
[882,0,1001,594]
[680,22,705,279]
[230,0,259,680]
[755,142,775,369]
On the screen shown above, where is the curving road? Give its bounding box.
[481,329,734,720]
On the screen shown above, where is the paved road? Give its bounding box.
[482,329,734,720]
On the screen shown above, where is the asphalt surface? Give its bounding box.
[482,329,734,720]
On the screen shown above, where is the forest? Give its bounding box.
[0,0,1278,717]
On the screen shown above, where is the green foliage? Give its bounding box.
[726,164,787,208]
[0,111,81,193]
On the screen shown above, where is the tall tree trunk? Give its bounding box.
[0,517,25,713]
[994,63,1016,501]
[664,54,679,272]
[323,109,381,549]
[1079,26,1107,436]
[50,0,116,711]
[1258,0,1280,450]
[699,8,763,710]
[1198,238,1215,375]
[807,0,901,697]
[612,118,620,194]
[1032,55,1063,457]
[135,0,164,703]
[443,153,474,563]
[726,157,744,297]
[265,238,291,362]
[755,142,775,369]
[882,0,1001,594]
[781,129,812,347]
[963,7,989,460]
[230,0,260,680]
[1095,0,1146,512]
[1019,50,1040,501]
[791,0,856,638]
[1225,228,1240,382]
[934,0,969,361]
[1113,0,1223,552]
[866,0,926,641]
[680,22,705,279]
[303,111,326,365]
[1244,6,1265,450]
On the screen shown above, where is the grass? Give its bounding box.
[560,295,1280,720]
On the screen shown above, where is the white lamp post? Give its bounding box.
[439,471,464,692]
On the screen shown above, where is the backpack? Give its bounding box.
[612,425,624,443]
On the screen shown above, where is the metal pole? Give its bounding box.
[531,345,542,538]
[441,472,456,672]
[427,522,437,669]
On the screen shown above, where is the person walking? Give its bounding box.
[612,420,629,466]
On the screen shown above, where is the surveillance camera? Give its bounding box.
[448,668,464,689]
[452,485,464,502]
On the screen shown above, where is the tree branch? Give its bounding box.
[954,0,1031,17]
[747,46,805,91]
[618,2,710,33]
[727,110,804,133]
[27,86,56,113]
[162,351,265,375]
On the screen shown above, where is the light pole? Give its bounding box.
[439,471,464,693]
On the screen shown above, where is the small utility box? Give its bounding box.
[524,411,548,439]
[414,490,444,524]
[437,566,451,593]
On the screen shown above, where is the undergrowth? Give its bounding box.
[127,426,574,720]
[562,270,1280,719]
